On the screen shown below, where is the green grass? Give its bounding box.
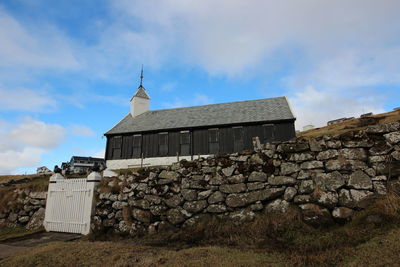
[0,226,43,242]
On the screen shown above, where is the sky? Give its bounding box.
[0,0,399,174]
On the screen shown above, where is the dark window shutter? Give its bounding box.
[112,136,122,159]
[233,127,244,152]
[158,133,168,156]
[208,129,219,154]
[263,124,275,143]
[180,132,190,155]
[132,135,142,158]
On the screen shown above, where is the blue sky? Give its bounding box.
[0,0,399,174]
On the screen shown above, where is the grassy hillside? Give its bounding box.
[298,109,400,138]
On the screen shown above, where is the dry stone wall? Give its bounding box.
[93,122,400,235]
[0,189,46,229]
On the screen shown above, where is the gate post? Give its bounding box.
[84,171,102,235]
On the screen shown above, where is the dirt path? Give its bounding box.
[0,232,81,259]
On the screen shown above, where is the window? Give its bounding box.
[208,129,219,154]
[158,133,168,156]
[263,124,275,143]
[112,136,122,159]
[233,126,244,152]
[180,131,190,155]
[132,135,142,158]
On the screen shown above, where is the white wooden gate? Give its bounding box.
[43,172,101,235]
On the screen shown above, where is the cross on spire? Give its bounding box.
[140,65,144,87]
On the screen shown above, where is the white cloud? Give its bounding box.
[0,88,57,112]
[112,0,400,76]
[0,118,66,174]
[9,118,65,149]
[0,7,80,70]
[290,86,386,130]
[70,125,95,137]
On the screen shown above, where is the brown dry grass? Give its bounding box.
[298,109,400,138]
[0,174,50,186]
[0,241,287,267]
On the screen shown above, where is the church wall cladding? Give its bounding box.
[105,120,296,160]
[91,121,400,236]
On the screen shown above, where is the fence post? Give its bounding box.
[84,171,102,235]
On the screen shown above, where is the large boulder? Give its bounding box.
[206,204,227,213]
[338,189,374,209]
[332,207,354,222]
[311,189,338,209]
[164,195,183,208]
[166,208,186,225]
[264,199,289,213]
[288,153,315,162]
[326,160,368,171]
[309,138,324,152]
[313,171,345,191]
[249,153,264,164]
[219,183,246,193]
[208,191,225,204]
[222,165,236,177]
[369,141,393,156]
[339,148,367,160]
[181,189,198,201]
[299,180,315,194]
[280,162,300,175]
[158,170,180,179]
[384,132,400,145]
[132,209,152,223]
[226,193,248,207]
[247,188,285,203]
[283,187,297,201]
[278,143,309,153]
[316,150,338,161]
[227,174,246,184]
[300,161,324,170]
[26,208,45,229]
[183,200,208,213]
[29,192,47,200]
[300,204,333,226]
[268,176,296,185]
[229,210,256,224]
[348,170,373,190]
[129,199,150,210]
[248,171,268,182]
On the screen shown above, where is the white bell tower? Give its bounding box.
[130,67,150,117]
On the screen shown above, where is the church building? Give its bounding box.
[104,73,296,170]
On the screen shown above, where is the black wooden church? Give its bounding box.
[104,76,296,166]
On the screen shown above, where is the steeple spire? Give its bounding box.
[140,64,144,87]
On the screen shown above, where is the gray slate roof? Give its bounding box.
[106,96,295,135]
[131,86,150,100]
